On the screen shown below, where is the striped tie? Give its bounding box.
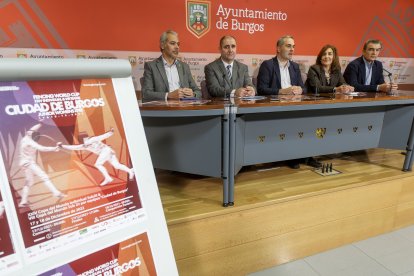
[226,64,232,81]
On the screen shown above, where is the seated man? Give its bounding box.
[257,35,320,169]
[343,39,398,92]
[142,30,201,101]
[257,35,304,95]
[204,35,255,98]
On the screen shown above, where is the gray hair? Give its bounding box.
[363,39,382,50]
[160,30,178,51]
[276,35,294,47]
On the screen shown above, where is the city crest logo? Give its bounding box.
[186,0,211,38]
[128,56,137,66]
[17,51,27,58]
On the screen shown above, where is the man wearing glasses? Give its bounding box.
[344,39,398,92]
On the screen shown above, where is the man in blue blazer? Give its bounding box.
[257,35,304,95]
[142,30,201,101]
[257,35,321,169]
[343,39,398,92]
[204,35,255,98]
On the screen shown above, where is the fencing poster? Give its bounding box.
[0,79,145,262]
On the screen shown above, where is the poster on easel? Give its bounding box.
[0,79,145,262]
[0,59,177,276]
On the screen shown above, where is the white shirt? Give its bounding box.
[363,57,373,86]
[162,57,180,100]
[277,57,292,89]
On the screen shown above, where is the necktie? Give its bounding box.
[226,64,232,81]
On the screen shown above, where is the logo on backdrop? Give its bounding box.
[17,51,28,58]
[186,0,211,38]
[128,56,137,66]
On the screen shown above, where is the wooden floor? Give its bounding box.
[159,149,411,222]
[156,149,414,275]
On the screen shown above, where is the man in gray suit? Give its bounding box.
[204,35,255,98]
[142,30,201,101]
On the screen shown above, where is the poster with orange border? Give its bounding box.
[0,79,145,263]
[39,232,156,276]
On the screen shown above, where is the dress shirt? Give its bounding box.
[277,57,292,89]
[222,59,236,97]
[363,57,373,86]
[163,57,180,100]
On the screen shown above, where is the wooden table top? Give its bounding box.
[139,99,228,110]
[139,91,414,111]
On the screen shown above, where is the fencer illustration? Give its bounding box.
[18,124,66,207]
[60,128,134,186]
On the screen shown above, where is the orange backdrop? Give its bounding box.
[0,0,412,57]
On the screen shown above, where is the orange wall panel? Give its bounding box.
[1,0,413,57]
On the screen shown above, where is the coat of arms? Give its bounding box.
[186,0,211,38]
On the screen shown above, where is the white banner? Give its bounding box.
[1,48,412,90]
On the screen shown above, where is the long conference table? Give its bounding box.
[140,91,414,207]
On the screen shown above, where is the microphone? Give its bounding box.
[383,68,393,83]
[314,86,320,97]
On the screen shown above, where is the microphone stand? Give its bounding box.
[383,68,398,94]
[383,68,393,83]
[314,86,320,97]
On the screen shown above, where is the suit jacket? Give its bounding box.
[343,56,385,92]
[257,57,304,95]
[306,64,347,93]
[142,56,201,101]
[204,59,254,97]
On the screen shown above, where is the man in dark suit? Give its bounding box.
[204,35,255,98]
[142,30,201,101]
[343,39,398,92]
[257,35,304,95]
[257,35,307,169]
